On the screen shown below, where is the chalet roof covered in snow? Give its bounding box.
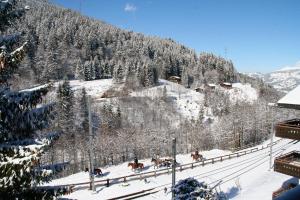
[277,85,300,110]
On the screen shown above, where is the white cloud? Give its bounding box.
[124,3,137,12]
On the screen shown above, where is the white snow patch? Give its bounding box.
[63,79,113,97]
[130,79,204,120]
[226,83,258,104]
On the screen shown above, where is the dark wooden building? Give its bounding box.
[220,82,233,89]
[168,76,181,84]
[272,86,300,198]
[206,83,216,90]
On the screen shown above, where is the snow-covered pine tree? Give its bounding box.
[56,77,77,172]
[79,87,89,137]
[90,57,96,80]
[0,0,64,198]
[75,59,84,80]
[113,63,124,83]
[57,77,75,136]
[83,60,92,81]
[93,56,101,80]
[42,50,60,82]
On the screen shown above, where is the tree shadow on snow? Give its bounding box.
[142,165,151,171]
[95,171,110,177]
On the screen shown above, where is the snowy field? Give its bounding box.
[56,79,113,98]
[45,138,300,200]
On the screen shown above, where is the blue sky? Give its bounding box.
[51,0,300,73]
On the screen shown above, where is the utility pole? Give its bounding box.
[172,138,176,199]
[88,95,96,192]
[268,103,276,170]
[79,0,82,13]
[269,122,274,170]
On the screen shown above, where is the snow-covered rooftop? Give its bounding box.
[277,85,300,109]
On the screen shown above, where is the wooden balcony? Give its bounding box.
[275,119,300,140]
[274,151,300,178]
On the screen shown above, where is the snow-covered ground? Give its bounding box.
[55,79,113,98]
[43,79,258,121]
[226,83,258,104]
[131,80,204,120]
[46,138,299,200]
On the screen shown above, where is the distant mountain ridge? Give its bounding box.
[247,65,300,93]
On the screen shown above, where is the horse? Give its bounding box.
[191,153,204,161]
[85,167,103,176]
[151,158,172,168]
[94,168,103,176]
[151,158,164,169]
[128,162,144,170]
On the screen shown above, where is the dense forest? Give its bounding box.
[8,0,242,90]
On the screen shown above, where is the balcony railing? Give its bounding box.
[275,119,300,140]
[274,151,300,178]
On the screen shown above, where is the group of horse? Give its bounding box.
[85,151,205,174]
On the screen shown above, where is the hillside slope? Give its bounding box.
[265,68,300,93]
[247,65,300,93]
[11,0,241,90]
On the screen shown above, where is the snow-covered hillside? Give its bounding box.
[47,138,300,200]
[130,80,204,120]
[226,83,258,104]
[50,79,258,120]
[265,68,300,93]
[43,79,260,123]
[247,63,300,93]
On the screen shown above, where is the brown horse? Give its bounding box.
[151,158,166,169]
[191,153,204,161]
[128,162,144,170]
[85,167,103,176]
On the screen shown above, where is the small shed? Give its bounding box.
[206,83,216,90]
[168,76,181,84]
[220,82,232,89]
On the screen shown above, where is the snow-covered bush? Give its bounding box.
[172,178,218,200]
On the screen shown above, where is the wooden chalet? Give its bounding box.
[168,76,181,84]
[206,83,216,90]
[220,82,232,89]
[274,85,300,179]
